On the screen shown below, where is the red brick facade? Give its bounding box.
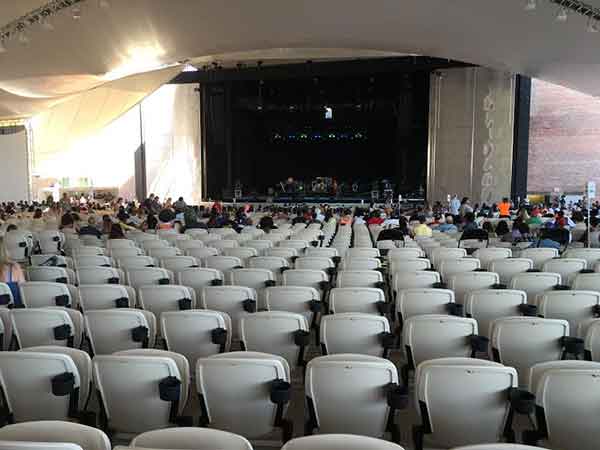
[528,79,600,194]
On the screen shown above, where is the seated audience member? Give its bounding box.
[496,220,511,241]
[367,211,385,226]
[173,197,187,213]
[79,216,102,239]
[101,215,113,235]
[498,197,511,218]
[339,210,353,226]
[0,237,25,306]
[377,225,405,242]
[258,215,277,232]
[481,221,495,236]
[437,214,458,233]
[462,212,479,231]
[146,213,158,231]
[59,212,76,232]
[108,223,126,239]
[412,216,433,238]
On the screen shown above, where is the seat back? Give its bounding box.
[449,272,500,304]
[328,287,386,315]
[0,352,80,422]
[439,258,481,281]
[397,288,455,322]
[305,354,397,437]
[320,313,390,357]
[527,360,600,400]
[84,309,154,355]
[490,317,569,381]
[264,247,298,260]
[388,259,431,275]
[161,310,231,367]
[538,290,600,336]
[572,273,600,291]
[393,271,441,295]
[488,259,533,285]
[305,248,339,258]
[509,272,561,300]
[78,285,132,311]
[126,268,173,289]
[281,434,405,450]
[201,286,256,339]
[0,421,109,450]
[387,248,424,260]
[138,285,196,320]
[73,255,113,269]
[336,270,383,288]
[27,267,70,284]
[116,256,155,270]
[106,239,135,249]
[345,248,380,259]
[239,311,309,369]
[542,259,587,286]
[131,427,253,450]
[584,320,600,361]
[205,256,244,272]
[20,282,72,308]
[416,361,517,447]
[196,352,290,438]
[147,247,182,260]
[294,257,334,272]
[265,286,320,326]
[185,247,220,260]
[108,247,143,259]
[222,247,258,263]
[340,257,381,271]
[282,269,328,295]
[403,315,478,367]
[430,248,467,269]
[11,309,75,349]
[465,289,528,337]
[519,248,559,270]
[535,368,600,450]
[160,256,200,273]
[77,267,124,285]
[563,248,600,269]
[472,248,512,270]
[93,355,181,433]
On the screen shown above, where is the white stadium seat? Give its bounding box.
[0,352,82,422]
[509,272,562,300]
[160,256,200,273]
[20,346,92,412]
[200,285,257,339]
[472,247,512,270]
[161,310,231,367]
[76,267,124,285]
[0,421,110,450]
[93,354,186,433]
[542,258,587,285]
[413,358,518,449]
[78,284,133,311]
[126,267,174,289]
[537,290,600,336]
[336,270,384,288]
[320,313,393,357]
[265,286,321,328]
[10,308,76,349]
[328,287,387,315]
[464,289,529,337]
[196,352,293,441]
[490,317,572,382]
[138,285,196,319]
[239,311,310,370]
[204,255,244,272]
[282,434,405,450]
[519,248,559,271]
[305,354,401,439]
[448,271,500,304]
[84,309,156,355]
[130,427,253,450]
[115,255,156,270]
[396,288,458,324]
[20,281,72,308]
[488,258,533,285]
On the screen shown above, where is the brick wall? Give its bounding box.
[528,79,600,194]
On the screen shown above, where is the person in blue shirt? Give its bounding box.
[437,214,458,233]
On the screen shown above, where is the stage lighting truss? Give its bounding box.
[0,0,109,52]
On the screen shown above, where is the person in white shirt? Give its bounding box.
[449,195,461,216]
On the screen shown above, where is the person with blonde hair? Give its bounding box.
[0,238,25,306]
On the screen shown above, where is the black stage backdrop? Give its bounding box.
[200,61,432,199]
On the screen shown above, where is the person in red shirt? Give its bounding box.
[366,211,385,225]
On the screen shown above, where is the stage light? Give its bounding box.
[587,18,599,32]
[72,4,82,20]
[556,7,568,22]
[524,0,536,11]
